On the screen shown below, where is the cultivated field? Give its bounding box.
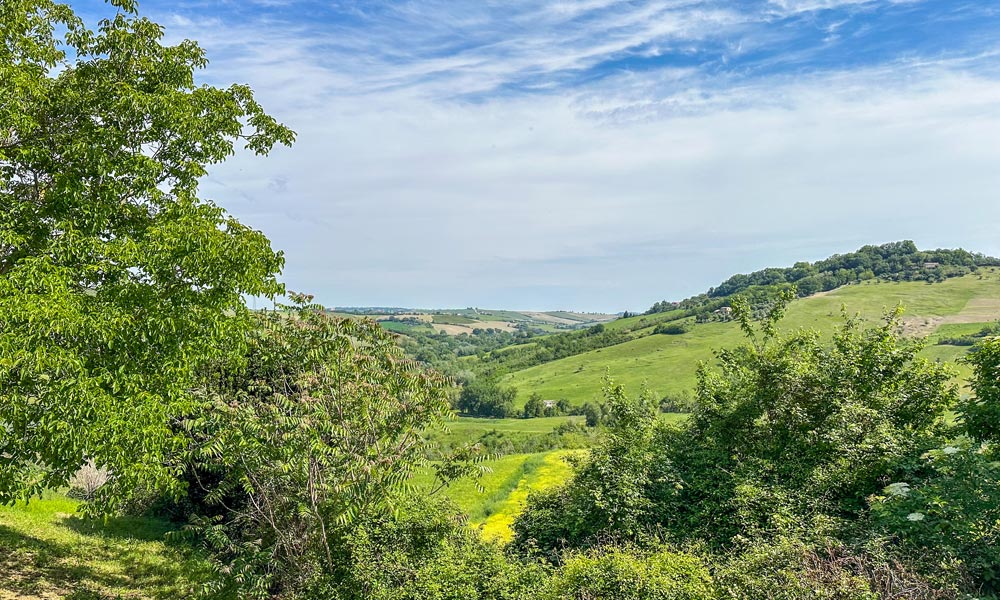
[412,450,578,542]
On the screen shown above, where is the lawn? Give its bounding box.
[0,492,219,600]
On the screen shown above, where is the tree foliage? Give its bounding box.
[515,295,958,555]
[0,0,293,506]
[175,297,457,597]
[646,241,1000,315]
[457,379,518,418]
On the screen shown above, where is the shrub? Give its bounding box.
[458,380,518,418]
[715,539,879,600]
[654,323,688,335]
[543,546,713,600]
[66,462,109,501]
[310,495,546,600]
[869,442,1000,594]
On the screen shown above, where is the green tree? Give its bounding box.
[0,0,294,508]
[581,402,602,427]
[524,392,545,418]
[457,379,517,418]
[176,297,459,597]
[960,337,1000,444]
[513,378,667,554]
[664,298,956,545]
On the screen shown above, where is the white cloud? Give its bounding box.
[140,1,1000,310]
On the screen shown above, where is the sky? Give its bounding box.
[72,0,1000,312]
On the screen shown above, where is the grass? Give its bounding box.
[412,450,580,542]
[0,492,219,599]
[432,314,478,325]
[504,272,1000,406]
[378,320,434,334]
[477,451,578,542]
[430,415,585,448]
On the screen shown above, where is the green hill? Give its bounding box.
[502,269,1000,406]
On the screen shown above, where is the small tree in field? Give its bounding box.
[1,0,293,508]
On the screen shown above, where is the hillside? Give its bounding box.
[334,307,618,336]
[502,269,1000,406]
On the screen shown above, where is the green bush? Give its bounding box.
[543,547,713,600]
[654,323,688,335]
[458,380,519,418]
[714,539,877,600]
[310,495,546,600]
[869,442,1000,594]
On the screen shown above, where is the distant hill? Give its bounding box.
[332,307,618,336]
[460,242,999,407]
[501,268,1000,407]
[648,240,999,314]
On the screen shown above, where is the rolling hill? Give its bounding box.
[334,307,619,336]
[501,269,1000,406]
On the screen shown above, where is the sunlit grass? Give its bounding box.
[0,491,220,599]
[504,272,1000,406]
[477,450,579,542]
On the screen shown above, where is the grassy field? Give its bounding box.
[432,314,478,325]
[504,272,1000,406]
[431,415,584,447]
[334,307,617,336]
[477,451,577,541]
[412,450,579,542]
[0,492,216,599]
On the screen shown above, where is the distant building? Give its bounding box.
[924,262,940,269]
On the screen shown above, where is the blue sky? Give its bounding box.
[73,0,1000,311]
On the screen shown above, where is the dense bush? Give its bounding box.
[307,495,546,600]
[712,538,947,600]
[170,297,463,598]
[542,546,713,600]
[512,380,667,554]
[515,295,957,555]
[457,379,519,418]
[960,337,1000,444]
[869,443,1000,593]
[654,323,688,335]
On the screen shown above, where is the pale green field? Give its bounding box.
[504,272,1000,405]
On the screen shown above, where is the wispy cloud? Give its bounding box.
[71,0,1000,310]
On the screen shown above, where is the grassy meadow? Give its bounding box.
[503,271,1000,405]
[0,493,216,599]
[412,450,579,542]
[430,415,585,448]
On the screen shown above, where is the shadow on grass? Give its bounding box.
[0,515,223,600]
[62,512,173,542]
